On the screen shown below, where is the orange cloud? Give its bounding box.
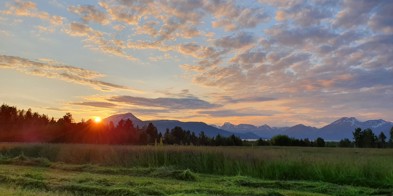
[275,10,286,21]
[2,0,63,25]
[0,55,136,92]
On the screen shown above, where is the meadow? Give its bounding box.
[0,143,392,195]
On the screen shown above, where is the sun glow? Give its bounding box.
[94,117,102,123]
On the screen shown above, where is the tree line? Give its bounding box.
[0,104,156,144]
[351,127,393,148]
[333,127,393,148]
[0,104,243,145]
[161,126,243,146]
[255,135,326,147]
[255,127,393,148]
[2,104,392,147]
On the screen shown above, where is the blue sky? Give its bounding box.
[0,0,392,127]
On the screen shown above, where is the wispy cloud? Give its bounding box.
[198,109,276,117]
[109,95,219,110]
[72,101,117,108]
[0,55,134,92]
[2,0,63,25]
[68,5,109,25]
[65,22,137,61]
[220,96,276,104]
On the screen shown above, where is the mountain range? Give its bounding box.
[103,113,260,139]
[104,114,393,141]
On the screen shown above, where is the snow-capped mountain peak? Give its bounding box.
[331,117,360,126]
[364,119,388,128]
[221,122,235,129]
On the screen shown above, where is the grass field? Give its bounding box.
[0,143,392,195]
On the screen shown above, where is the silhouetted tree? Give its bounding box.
[353,128,377,148]
[271,135,292,146]
[145,123,158,144]
[353,128,362,147]
[256,138,269,146]
[227,134,243,146]
[377,132,387,148]
[163,129,172,144]
[199,131,208,145]
[139,132,148,145]
[171,126,185,144]
[190,132,197,145]
[63,113,73,124]
[315,137,325,147]
[214,134,224,146]
[363,128,377,148]
[339,138,352,147]
[390,126,393,147]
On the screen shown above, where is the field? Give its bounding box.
[0,144,392,195]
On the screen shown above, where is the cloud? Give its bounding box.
[220,96,276,104]
[266,25,336,47]
[230,50,266,66]
[66,22,137,61]
[207,0,269,31]
[215,32,256,49]
[45,107,66,111]
[178,43,221,59]
[198,109,275,117]
[156,89,196,99]
[67,22,100,37]
[192,64,246,90]
[368,1,393,34]
[126,40,175,52]
[0,55,132,91]
[273,2,334,27]
[135,21,160,36]
[72,101,117,108]
[98,1,149,25]
[97,0,204,41]
[183,1,393,94]
[119,108,169,116]
[333,0,380,29]
[2,0,393,125]
[2,0,63,25]
[68,5,109,25]
[108,95,219,110]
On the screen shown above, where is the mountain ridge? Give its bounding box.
[103,113,260,139]
[220,117,393,140]
[104,113,393,140]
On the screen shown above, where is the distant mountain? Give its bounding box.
[218,123,288,139]
[103,113,259,139]
[318,117,393,140]
[221,122,257,131]
[103,113,145,127]
[280,124,319,139]
[103,113,393,140]
[219,117,393,140]
[147,120,259,139]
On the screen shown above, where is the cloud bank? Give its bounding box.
[109,95,219,110]
[1,0,393,125]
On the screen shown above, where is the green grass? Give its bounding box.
[0,163,387,196]
[0,143,392,195]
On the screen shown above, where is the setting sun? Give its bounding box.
[94,117,102,123]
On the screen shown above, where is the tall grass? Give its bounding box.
[0,143,392,188]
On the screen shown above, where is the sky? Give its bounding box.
[0,0,392,127]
